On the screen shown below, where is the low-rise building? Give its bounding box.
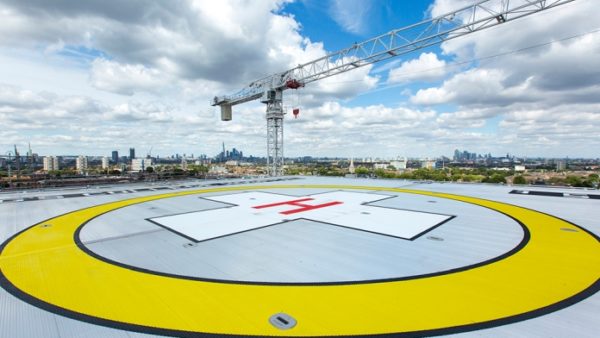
[514,165,526,172]
[421,159,436,170]
[101,157,109,170]
[43,156,60,171]
[391,157,407,170]
[131,158,153,172]
[76,156,88,173]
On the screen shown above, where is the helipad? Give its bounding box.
[0,177,599,337]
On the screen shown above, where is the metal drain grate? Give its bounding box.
[427,236,444,241]
[269,313,296,330]
[182,242,198,248]
[41,224,52,228]
[560,228,579,232]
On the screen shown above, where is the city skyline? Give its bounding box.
[0,1,599,158]
[3,144,598,162]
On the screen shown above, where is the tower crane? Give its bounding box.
[212,0,575,176]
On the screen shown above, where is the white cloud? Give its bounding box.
[427,0,473,18]
[104,102,175,123]
[0,0,387,157]
[410,68,536,107]
[404,0,600,157]
[329,0,372,35]
[90,59,165,96]
[0,0,598,158]
[0,84,53,109]
[0,0,358,96]
[388,52,447,84]
[305,64,379,103]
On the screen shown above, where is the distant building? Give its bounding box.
[181,158,188,171]
[76,156,88,173]
[129,148,135,161]
[111,151,119,163]
[101,157,109,170]
[514,165,526,172]
[454,149,478,161]
[556,160,566,171]
[348,158,355,174]
[131,158,152,172]
[209,165,227,174]
[217,145,244,162]
[391,157,407,170]
[43,156,60,171]
[421,159,436,169]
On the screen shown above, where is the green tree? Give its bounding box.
[462,174,478,182]
[565,176,582,186]
[146,166,154,173]
[286,168,300,175]
[396,172,409,179]
[481,174,503,184]
[513,176,527,185]
[355,167,370,175]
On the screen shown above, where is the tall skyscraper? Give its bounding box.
[112,150,119,163]
[101,157,109,170]
[129,148,135,161]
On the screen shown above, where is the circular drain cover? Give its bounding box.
[269,312,296,330]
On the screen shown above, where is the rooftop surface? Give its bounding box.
[0,176,599,337]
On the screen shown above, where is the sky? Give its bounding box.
[0,0,599,159]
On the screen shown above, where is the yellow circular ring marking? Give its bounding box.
[0,185,599,337]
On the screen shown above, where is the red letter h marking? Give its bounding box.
[252,198,343,215]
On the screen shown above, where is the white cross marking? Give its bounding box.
[149,191,452,242]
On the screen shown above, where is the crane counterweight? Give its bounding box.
[220,104,232,121]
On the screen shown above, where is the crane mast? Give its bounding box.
[211,0,575,176]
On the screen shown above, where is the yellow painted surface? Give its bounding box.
[0,185,599,336]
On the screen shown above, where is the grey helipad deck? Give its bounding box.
[0,177,598,337]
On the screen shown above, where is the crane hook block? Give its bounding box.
[285,79,304,89]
